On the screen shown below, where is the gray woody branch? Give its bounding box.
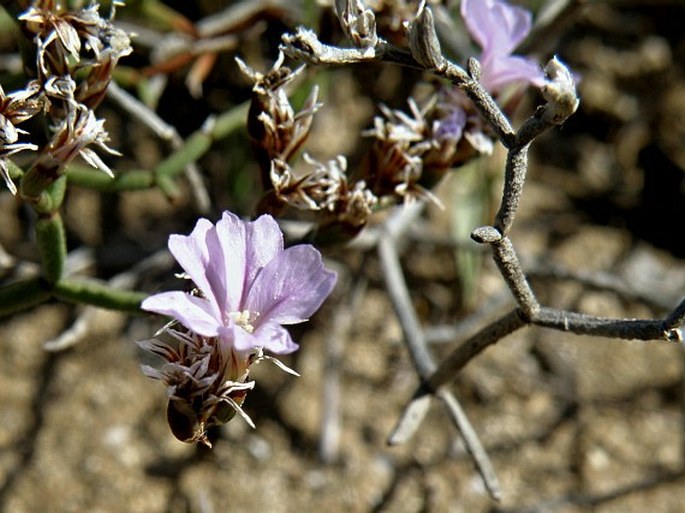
[281,0,685,498]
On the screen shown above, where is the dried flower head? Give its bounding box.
[140,211,337,444]
[0,82,44,194]
[238,53,321,183]
[269,155,345,212]
[138,329,254,446]
[334,0,379,52]
[363,97,446,203]
[20,0,132,85]
[30,100,119,179]
[7,2,130,198]
[303,153,379,221]
[261,154,378,246]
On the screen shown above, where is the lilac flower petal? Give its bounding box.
[142,291,221,337]
[435,107,467,142]
[251,322,299,355]
[488,0,532,55]
[211,211,247,313]
[461,0,541,92]
[462,0,532,57]
[481,55,545,91]
[167,218,220,311]
[243,214,284,293]
[246,245,337,325]
[462,0,502,53]
[224,324,254,354]
[145,210,336,363]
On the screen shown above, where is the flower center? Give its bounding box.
[229,310,258,334]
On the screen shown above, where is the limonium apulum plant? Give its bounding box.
[138,211,337,446]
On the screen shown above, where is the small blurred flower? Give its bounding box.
[461,0,545,92]
[434,87,494,157]
[433,103,466,143]
[423,0,548,174]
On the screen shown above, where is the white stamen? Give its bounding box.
[229,310,258,333]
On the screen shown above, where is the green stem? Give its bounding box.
[20,160,62,203]
[53,278,148,312]
[210,101,250,140]
[156,174,182,203]
[66,101,249,192]
[34,175,67,214]
[0,277,52,317]
[5,158,24,183]
[139,0,194,32]
[67,167,155,191]
[155,129,212,178]
[36,211,67,285]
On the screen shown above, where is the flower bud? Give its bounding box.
[406,3,445,70]
[540,56,579,124]
[467,57,482,81]
[334,0,378,51]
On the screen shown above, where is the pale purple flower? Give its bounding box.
[434,105,466,142]
[461,0,545,92]
[142,211,337,356]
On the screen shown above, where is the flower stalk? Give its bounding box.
[0,277,52,317]
[52,278,147,312]
[35,211,67,285]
